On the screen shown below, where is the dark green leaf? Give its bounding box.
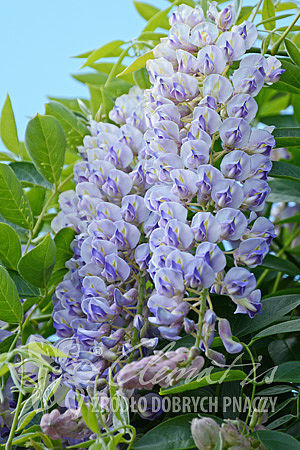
[45,101,89,153]
[232,294,300,336]
[259,385,293,395]
[9,161,52,189]
[0,223,21,270]
[269,160,300,181]
[26,187,46,218]
[0,94,20,155]
[0,334,16,353]
[160,370,247,395]
[25,114,66,185]
[0,164,33,230]
[268,179,300,203]
[261,254,299,276]
[268,337,300,364]
[54,228,76,271]
[254,318,300,339]
[273,127,300,147]
[285,38,300,66]
[262,114,298,128]
[7,270,40,298]
[0,266,22,323]
[133,414,198,450]
[82,40,125,67]
[275,213,300,225]
[18,234,56,288]
[254,429,300,449]
[48,97,90,114]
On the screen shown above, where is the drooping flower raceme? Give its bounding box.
[43,4,284,439]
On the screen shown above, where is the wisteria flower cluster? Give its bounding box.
[41,1,285,442]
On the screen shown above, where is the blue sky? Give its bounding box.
[0,0,167,144]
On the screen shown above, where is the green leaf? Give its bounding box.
[133,67,151,89]
[261,114,298,128]
[54,228,76,271]
[48,96,90,114]
[18,234,56,288]
[254,318,300,339]
[273,127,300,147]
[0,223,21,270]
[262,0,276,30]
[268,179,300,203]
[0,266,22,323]
[269,161,300,181]
[160,370,247,395]
[258,13,292,26]
[25,114,66,185]
[236,6,252,24]
[82,40,125,68]
[26,187,46,218]
[45,101,89,153]
[96,87,115,121]
[268,337,300,365]
[134,2,170,29]
[232,294,300,336]
[9,161,52,189]
[261,254,299,276]
[285,38,300,66]
[78,394,99,435]
[25,341,68,358]
[133,413,198,450]
[7,270,40,298]
[73,72,132,97]
[142,2,175,32]
[268,361,300,383]
[0,151,16,162]
[118,50,154,77]
[0,94,20,155]
[0,164,33,230]
[276,1,298,11]
[254,430,300,450]
[273,59,300,95]
[293,94,300,125]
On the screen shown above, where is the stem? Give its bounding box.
[242,343,257,434]
[250,0,264,22]
[127,276,146,363]
[271,10,300,55]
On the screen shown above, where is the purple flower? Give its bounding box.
[242,217,276,245]
[101,254,131,282]
[195,242,226,272]
[176,49,200,74]
[121,195,150,224]
[226,94,258,122]
[203,74,233,104]
[154,267,185,297]
[180,139,210,169]
[191,212,221,243]
[185,257,215,289]
[198,45,226,75]
[264,56,285,84]
[219,118,251,148]
[217,31,246,62]
[102,169,133,198]
[216,207,248,240]
[112,220,141,249]
[232,21,258,49]
[168,23,198,52]
[234,237,269,267]
[191,22,219,47]
[212,179,244,209]
[165,219,194,250]
[170,168,198,200]
[135,243,151,270]
[232,289,262,317]
[248,154,272,180]
[218,318,243,353]
[233,67,265,97]
[147,58,174,84]
[159,201,187,226]
[243,128,276,156]
[197,164,224,203]
[222,267,256,298]
[192,106,222,135]
[220,150,251,181]
[169,4,204,28]
[81,297,115,323]
[242,179,270,211]
[208,2,236,30]
[165,249,194,274]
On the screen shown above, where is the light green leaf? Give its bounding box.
[45,101,89,152]
[258,13,293,26]
[18,234,56,288]
[255,430,300,450]
[133,414,198,450]
[232,294,300,336]
[262,0,276,30]
[9,161,52,189]
[0,164,33,230]
[285,38,300,66]
[0,151,16,162]
[160,370,247,395]
[133,67,151,89]
[54,227,76,271]
[78,394,99,435]
[254,318,300,339]
[0,223,21,270]
[0,266,22,323]
[118,51,154,77]
[96,87,115,121]
[25,114,66,185]
[73,72,132,97]
[276,1,298,11]
[142,1,177,32]
[134,2,169,29]
[25,341,68,358]
[0,94,20,155]
[82,40,125,68]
